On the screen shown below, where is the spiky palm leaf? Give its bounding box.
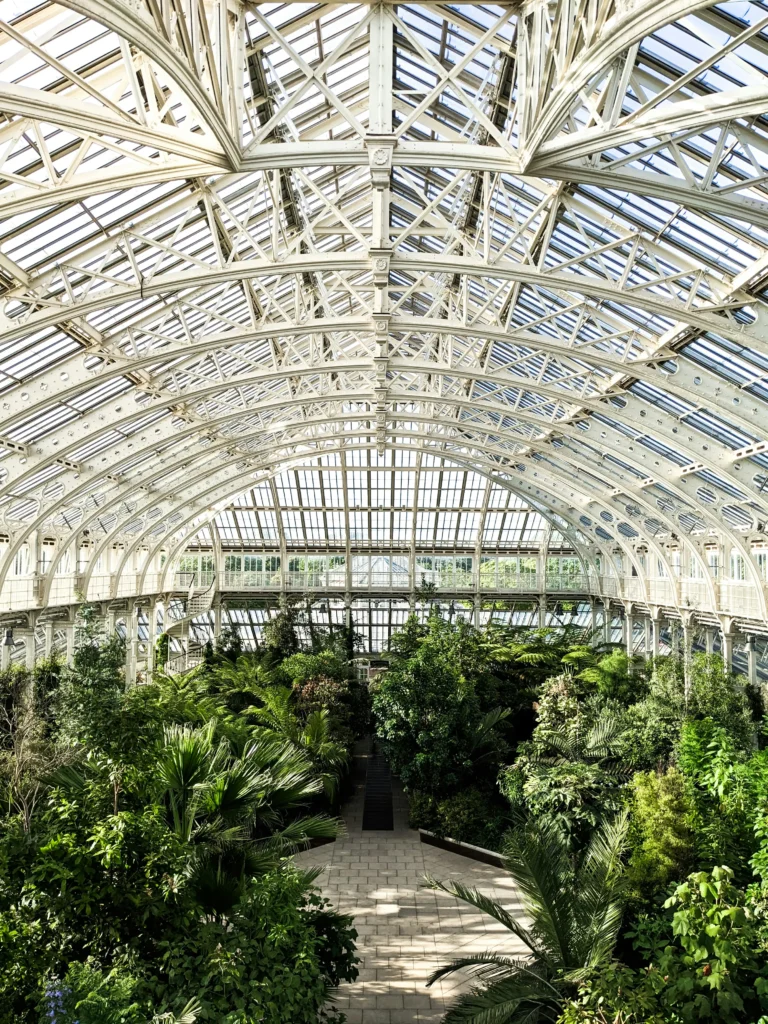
[425,815,629,1024]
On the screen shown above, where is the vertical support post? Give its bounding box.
[147,599,157,676]
[706,628,715,654]
[537,594,547,628]
[344,592,352,633]
[625,605,634,657]
[44,621,54,660]
[745,634,757,689]
[671,620,680,656]
[65,622,76,666]
[721,629,734,675]
[25,632,35,672]
[682,615,693,697]
[124,608,136,686]
[643,616,651,658]
[214,595,222,641]
[590,599,598,642]
[0,640,10,672]
[603,599,611,644]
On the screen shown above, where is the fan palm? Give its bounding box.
[52,722,342,916]
[156,722,341,911]
[425,812,628,1024]
[245,686,349,800]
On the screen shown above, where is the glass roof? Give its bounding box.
[1,0,768,607]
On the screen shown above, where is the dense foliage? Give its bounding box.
[372,610,768,1023]
[0,606,363,1024]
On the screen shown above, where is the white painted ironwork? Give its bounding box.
[1,0,767,639]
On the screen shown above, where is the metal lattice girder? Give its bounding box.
[2,0,768,620]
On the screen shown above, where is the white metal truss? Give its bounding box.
[2,0,768,626]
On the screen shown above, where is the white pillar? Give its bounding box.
[124,611,136,686]
[213,597,222,640]
[603,600,611,644]
[625,608,634,657]
[1,639,10,671]
[65,622,76,666]
[706,628,715,654]
[147,600,157,676]
[745,635,757,688]
[668,620,678,656]
[682,618,693,697]
[721,630,735,674]
[590,599,598,642]
[44,621,54,660]
[538,595,547,628]
[651,611,661,659]
[643,617,651,658]
[25,632,35,672]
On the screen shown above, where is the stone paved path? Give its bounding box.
[295,751,525,1024]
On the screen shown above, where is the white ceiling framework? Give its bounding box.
[1,0,768,615]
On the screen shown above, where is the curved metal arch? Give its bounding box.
[4,361,761,584]
[2,0,767,628]
[6,307,763,464]
[6,143,768,230]
[136,445,636,603]
[68,424,632,591]
[4,375,755,581]
[59,415,694,610]
[2,253,763,355]
[522,0,714,155]
[57,0,240,166]
[6,348,761,539]
[0,84,229,166]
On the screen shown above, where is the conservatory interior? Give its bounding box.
[3,0,768,1022]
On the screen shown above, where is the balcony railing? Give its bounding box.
[1,569,766,624]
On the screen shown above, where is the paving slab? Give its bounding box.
[295,749,526,1023]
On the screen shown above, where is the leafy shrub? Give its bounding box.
[372,613,508,793]
[620,656,757,770]
[435,788,508,850]
[636,866,768,1022]
[407,790,440,833]
[41,962,147,1024]
[408,788,507,850]
[152,869,358,1023]
[562,868,768,1024]
[626,768,695,905]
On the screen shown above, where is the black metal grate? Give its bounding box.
[361,753,394,830]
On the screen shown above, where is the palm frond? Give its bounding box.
[440,975,561,1024]
[500,826,575,968]
[423,876,538,954]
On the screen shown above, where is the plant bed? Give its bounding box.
[308,835,336,849]
[418,828,505,868]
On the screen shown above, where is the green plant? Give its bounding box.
[262,600,300,660]
[407,790,440,832]
[425,813,629,1023]
[372,613,508,793]
[626,768,694,905]
[500,682,627,848]
[557,963,669,1024]
[435,788,509,850]
[632,866,768,1022]
[42,962,148,1024]
[0,636,359,1024]
[151,867,358,1024]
